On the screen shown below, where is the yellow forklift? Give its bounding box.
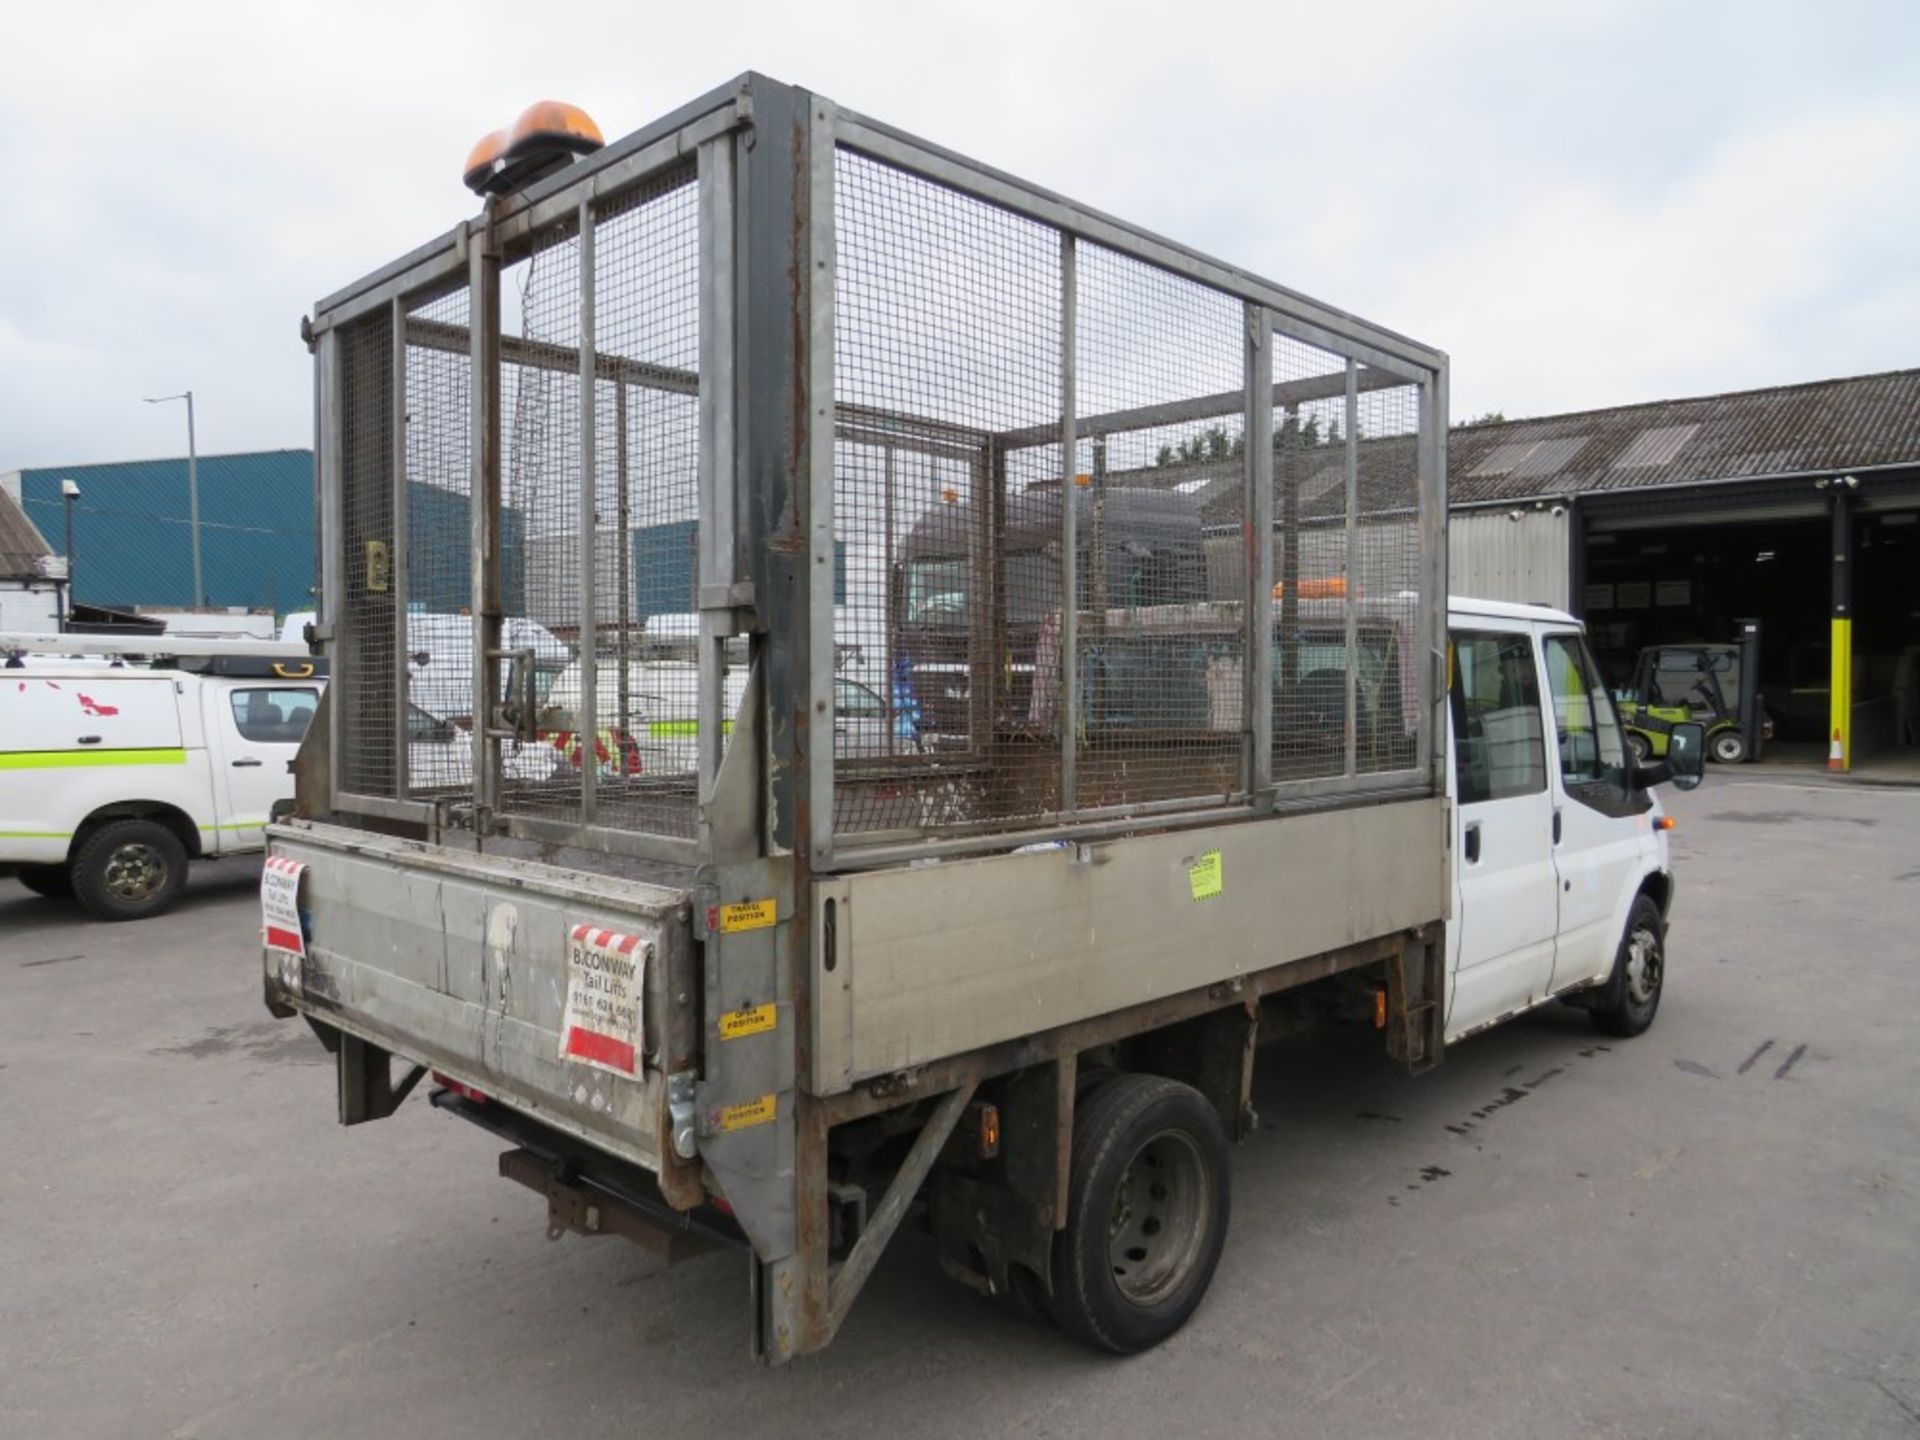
[1616,618,1769,764]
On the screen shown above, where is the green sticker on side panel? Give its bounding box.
[1188,850,1223,901]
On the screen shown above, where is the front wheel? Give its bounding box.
[71,819,189,921]
[1590,894,1666,1037]
[1050,1073,1230,1354]
[1626,730,1653,764]
[1708,728,1748,764]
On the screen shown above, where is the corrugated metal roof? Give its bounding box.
[0,485,53,579]
[1450,368,1920,504]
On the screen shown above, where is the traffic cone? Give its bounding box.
[1827,727,1845,772]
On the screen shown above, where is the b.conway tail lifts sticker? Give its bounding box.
[560,924,650,1077]
[261,855,308,996]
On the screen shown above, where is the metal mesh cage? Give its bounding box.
[589,169,702,836]
[402,282,474,798]
[1070,243,1245,810]
[497,213,589,823]
[832,148,1066,835]
[336,306,397,799]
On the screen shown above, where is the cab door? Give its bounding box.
[1540,629,1654,990]
[207,683,321,853]
[1445,623,1560,1039]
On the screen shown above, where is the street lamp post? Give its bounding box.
[60,478,80,630]
[143,390,203,608]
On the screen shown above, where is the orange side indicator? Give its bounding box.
[1654,815,1676,832]
[1373,988,1388,1029]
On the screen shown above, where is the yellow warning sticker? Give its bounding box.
[718,899,777,933]
[719,1003,777,1041]
[1188,850,1224,902]
[715,1094,777,1132]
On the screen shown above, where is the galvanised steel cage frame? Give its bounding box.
[307,73,1448,877]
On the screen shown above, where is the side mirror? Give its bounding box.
[1666,721,1706,791]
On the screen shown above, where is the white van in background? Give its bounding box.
[279,610,573,723]
[1,635,323,919]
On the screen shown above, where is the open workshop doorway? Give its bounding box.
[1578,488,1920,767]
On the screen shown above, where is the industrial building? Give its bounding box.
[2,449,315,618]
[1448,369,1920,771]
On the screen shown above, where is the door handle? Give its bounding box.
[1463,821,1481,863]
[1552,808,1562,844]
[232,758,264,768]
[77,735,102,745]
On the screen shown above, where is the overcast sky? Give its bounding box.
[2,0,1915,469]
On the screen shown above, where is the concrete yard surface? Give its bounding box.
[1,775,1917,1439]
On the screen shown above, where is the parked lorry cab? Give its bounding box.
[261,77,1702,1365]
[1,632,323,919]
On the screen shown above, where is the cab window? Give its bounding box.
[1449,631,1547,804]
[230,687,320,744]
[1542,634,1627,787]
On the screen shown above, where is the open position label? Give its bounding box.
[1187,850,1224,902]
[714,1093,777,1132]
[718,898,777,934]
[719,1003,777,1041]
[261,856,307,995]
[560,925,649,1077]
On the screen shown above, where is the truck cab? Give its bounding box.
[1446,598,1695,1041]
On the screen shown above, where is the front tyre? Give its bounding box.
[1590,893,1665,1037]
[1626,731,1653,764]
[1051,1073,1230,1354]
[1708,728,1748,764]
[71,819,188,921]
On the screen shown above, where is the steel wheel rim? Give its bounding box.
[1624,924,1662,1007]
[103,842,166,902]
[1711,734,1743,762]
[1108,1128,1210,1307]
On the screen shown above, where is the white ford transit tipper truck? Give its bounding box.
[260,76,1703,1364]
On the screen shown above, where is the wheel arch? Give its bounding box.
[69,801,205,862]
[1637,868,1674,920]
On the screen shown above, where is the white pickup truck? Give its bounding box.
[1,641,324,919]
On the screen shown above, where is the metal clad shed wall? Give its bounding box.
[1449,508,1570,609]
[18,450,315,613]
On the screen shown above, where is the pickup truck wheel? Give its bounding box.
[1590,894,1665,1037]
[1050,1073,1229,1354]
[15,864,73,898]
[71,819,188,921]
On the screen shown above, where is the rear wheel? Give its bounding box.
[1050,1073,1230,1354]
[71,819,188,921]
[1708,728,1748,764]
[1590,894,1665,1037]
[15,864,73,898]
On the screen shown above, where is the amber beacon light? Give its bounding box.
[463,100,605,196]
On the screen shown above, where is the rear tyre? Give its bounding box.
[1626,731,1653,764]
[15,864,73,898]
[1590,894,1665,1038]
[71,819,188,921]
[1050,1073,1230,1354]
[1708,729,1748,764]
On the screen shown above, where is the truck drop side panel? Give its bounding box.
[811,796,1447,1092]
